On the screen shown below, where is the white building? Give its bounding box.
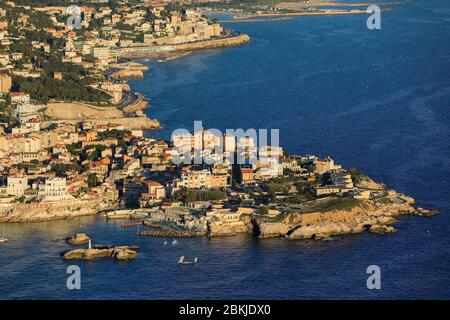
[10,92,31,105]
[7,176,28,197]
[42,178,74,202]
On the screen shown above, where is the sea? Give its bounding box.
[0,0,449,299]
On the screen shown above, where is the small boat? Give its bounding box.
[157,59,166,63]
[171,239,178,246]
[163,240,168,245]
[178,256,198,265]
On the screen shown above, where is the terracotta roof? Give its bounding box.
[9,92,28,97]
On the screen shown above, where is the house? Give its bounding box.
[315,156,342,173]
[10,92,31,105]
[0,53,10,66]
[175,166,228,189]
[53,71,63,80]
[0,73,11,94]
[239,166,254,184]
[6,176,28,197]
[41,178,75,202]
[139,181,166,207]
[52,144,68,155]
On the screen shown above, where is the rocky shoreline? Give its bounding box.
[253,193,436,240]
[127,188,439,242]
[0,205,98,223]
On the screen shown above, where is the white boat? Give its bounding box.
[178,256,198,265]
[171,239,178,246]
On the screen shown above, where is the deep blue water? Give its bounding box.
[1,0,449,299]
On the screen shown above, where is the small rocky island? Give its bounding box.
[63,234,138,261]
[66,233,91,245]
[62,245,139,261]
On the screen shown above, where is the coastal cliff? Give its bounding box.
[0,200,114,223]
[123,99,149,113]
[255,192,433,240]
[208,220,249,237]
[199,189,437,241]
[88,116,159,130]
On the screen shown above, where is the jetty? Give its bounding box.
[121,221,143,228]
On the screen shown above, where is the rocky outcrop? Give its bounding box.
[258,222,291,239]
[0,204,101,223]
[256,193,432,240]
[123,99,148,113]
[369,225,397,234]
[112,69,144,80]
[88,116,160,130]
[313,234,333,241]
[62,245,138,261]
[122,83,132,93]
[67,233,91,245]
[355,177,386,190]
[208,221,249,237]
[414,207,440,217]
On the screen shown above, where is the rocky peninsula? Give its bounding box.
[254,192,432,240]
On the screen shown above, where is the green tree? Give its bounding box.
[87,174,99,188]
